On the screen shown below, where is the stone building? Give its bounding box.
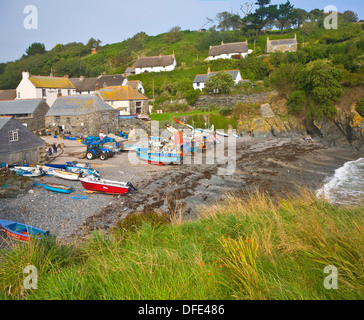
[45,95,118,136]
[266,34,298,53]
[97,86,149,116]
[0,116,46,165]
[0,99,50,131]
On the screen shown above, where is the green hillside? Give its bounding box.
[1,21,364,113]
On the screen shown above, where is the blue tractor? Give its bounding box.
[82,137,112,161]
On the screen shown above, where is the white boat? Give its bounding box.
[52,169,80,181]
[13,167,45,177]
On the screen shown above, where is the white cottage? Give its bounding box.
[193,69,243,91]
[16,72,76,107]
[135,53,177,74]
[206,41,252,61]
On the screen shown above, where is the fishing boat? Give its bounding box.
[10,167,44,177]
[0,220,51,242]
[45,162,91,170]
[66,166,100,177]
[174,118,194,130]
[136,147,183,165]
[79,176,137,195]
[42,182,74,194]
[51,169,80,181]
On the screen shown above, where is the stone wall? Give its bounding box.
[194,91,278,108]
[118,118,152,135]
[13,100,50,132]
[46,110,119,137]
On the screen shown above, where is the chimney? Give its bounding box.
[95,83,100,91]
[294,33,297,39]
[103,82,107,88]
[221,41,224,46]
[267,36,269,42]
[80,75,85,81]
[64,75,69,79]
[22,71,30,79]
[207,67,211,74]
[159,53,162,58]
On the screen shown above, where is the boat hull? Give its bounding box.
[52,169,80,181]
[0,220,50,243]
[80,179,130,195]
[136,148,182,165]
[43,183,74,194]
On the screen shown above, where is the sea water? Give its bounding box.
[317,158,364,206]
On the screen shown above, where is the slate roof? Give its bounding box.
[209,42,248,56]
[0,99,43,115]
[29,75,75,89]
[98,86,148,101]
[46,95,115,117]
[193,70,240,83]
[268,37,297,46]
[135,55,175,68]
[69,75,126,92]
[0,116,11,130]
[0,89,16,100]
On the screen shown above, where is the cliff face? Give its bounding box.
[308,113,364,151]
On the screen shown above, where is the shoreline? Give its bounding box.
[1,137,364,244]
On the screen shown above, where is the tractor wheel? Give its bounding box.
[100,153,108,161]
[86,151,95,160]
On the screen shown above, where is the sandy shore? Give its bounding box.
[1,136,363,244]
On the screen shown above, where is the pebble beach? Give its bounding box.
[1,136,364,244]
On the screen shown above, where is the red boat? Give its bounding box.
[79,176,137,195]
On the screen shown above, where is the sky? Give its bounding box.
[0,0,363,63]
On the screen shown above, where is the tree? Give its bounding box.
[26,43,46,56]
[342,10,359,23]
[216,11,242,31]
[276,1,294,31]
[164,26,182,43]
[204,71,235,94]
[86,38,102,51]
[292,8,309,27]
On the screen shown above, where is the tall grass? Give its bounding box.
[1,190,363,300]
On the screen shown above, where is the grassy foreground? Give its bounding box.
[0,191,363,300]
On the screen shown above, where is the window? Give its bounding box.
[196,82,200,87]
[8,130,18,142]
[55,116,61,122]
[102,113,108,121]
[66,117,71,124]
[58,89,61,95]
[68,90,71,95]
[42,89,47,97]
[18,92,20,98]
[136,101,142,107]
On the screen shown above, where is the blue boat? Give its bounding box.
[45,162,92,170]
[42,182,74,194]
[136,147,182,165]
[0,220,51,242]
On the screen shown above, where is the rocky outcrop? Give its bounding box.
[309,112,364,151]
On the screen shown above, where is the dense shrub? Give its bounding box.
[288,90,306,114]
